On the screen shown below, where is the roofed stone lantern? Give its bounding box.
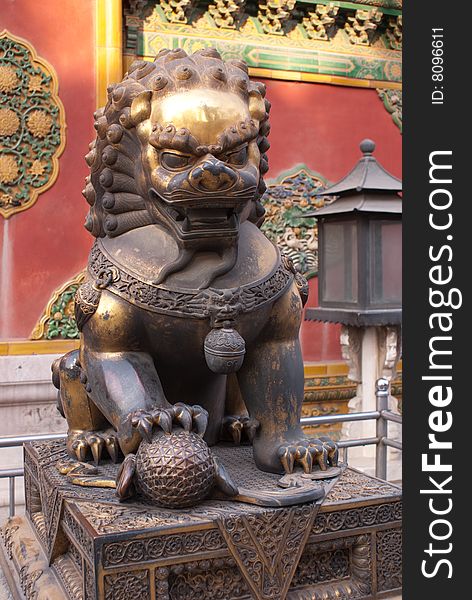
[305,138,402,326]
[305,139,402,468]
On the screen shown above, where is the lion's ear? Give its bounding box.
[248,91,265,122]
[130,90,152,125]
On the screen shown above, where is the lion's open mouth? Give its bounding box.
[150,188,245,240]
[167,206,239,236]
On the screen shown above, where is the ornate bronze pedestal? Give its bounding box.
[1,440,401,599]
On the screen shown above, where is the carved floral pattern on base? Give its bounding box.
[0,30,66,218]
[377,528,402,591]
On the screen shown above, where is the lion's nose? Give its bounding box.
[190,159,237,192]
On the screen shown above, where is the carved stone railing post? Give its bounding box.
[258,0,296,35]
[344,8,383,46]
[341,325,402,474]
[378,325,402,383]
[340,325,362,384]
[302,3,339,41]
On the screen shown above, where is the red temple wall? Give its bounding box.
[0,18,401,365]
[0,0,96,340]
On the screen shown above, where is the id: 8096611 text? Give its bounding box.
[432,28,444,105]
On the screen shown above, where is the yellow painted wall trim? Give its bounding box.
[304,360,402,378]
[96,0,123,108]
[248,67,402,90]
[0,340,79,356]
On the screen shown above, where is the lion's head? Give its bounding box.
[83,48,270,262]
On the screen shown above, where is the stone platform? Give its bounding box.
[1,441,401,599]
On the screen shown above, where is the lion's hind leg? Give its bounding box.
[220,374,260,444]
[52,350,120,464]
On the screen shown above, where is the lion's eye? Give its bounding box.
[227,147,248,166]
[161,152,191,170]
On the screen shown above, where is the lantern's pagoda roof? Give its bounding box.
[322,139,402,196]
[306,139,402,217]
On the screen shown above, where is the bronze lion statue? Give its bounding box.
[52,48,338,476]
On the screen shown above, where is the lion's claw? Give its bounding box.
[224,416,243,444]
[174,403,193,432]
[242,417,260,443]
[277,437,338,474]
[278,445,297,474]
[319,435,339,466]
[71,439,88,463]
[67,429,121,465]
[131,412,154,442]
[192,405,209,436]
[295,446,313,474]
[223,415,260,445]
[89,435,104,464]
[130,404,209,439]
[116,454,136,501]
[104,433,119,463]
[150,408,173,434]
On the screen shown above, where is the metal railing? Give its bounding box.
[0,378,401,518]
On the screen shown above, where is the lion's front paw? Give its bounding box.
[277,436,339,474]
[130,403,209,442]
[67,429,120,464]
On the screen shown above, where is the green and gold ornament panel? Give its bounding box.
[0,30,65,218]
[125,0,402,86]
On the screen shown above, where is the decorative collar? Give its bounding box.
[88,242,293,320]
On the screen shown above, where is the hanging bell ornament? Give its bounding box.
[204,325,246,374]
[74,268,115,331]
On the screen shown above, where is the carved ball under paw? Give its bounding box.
[134,429,216,508]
